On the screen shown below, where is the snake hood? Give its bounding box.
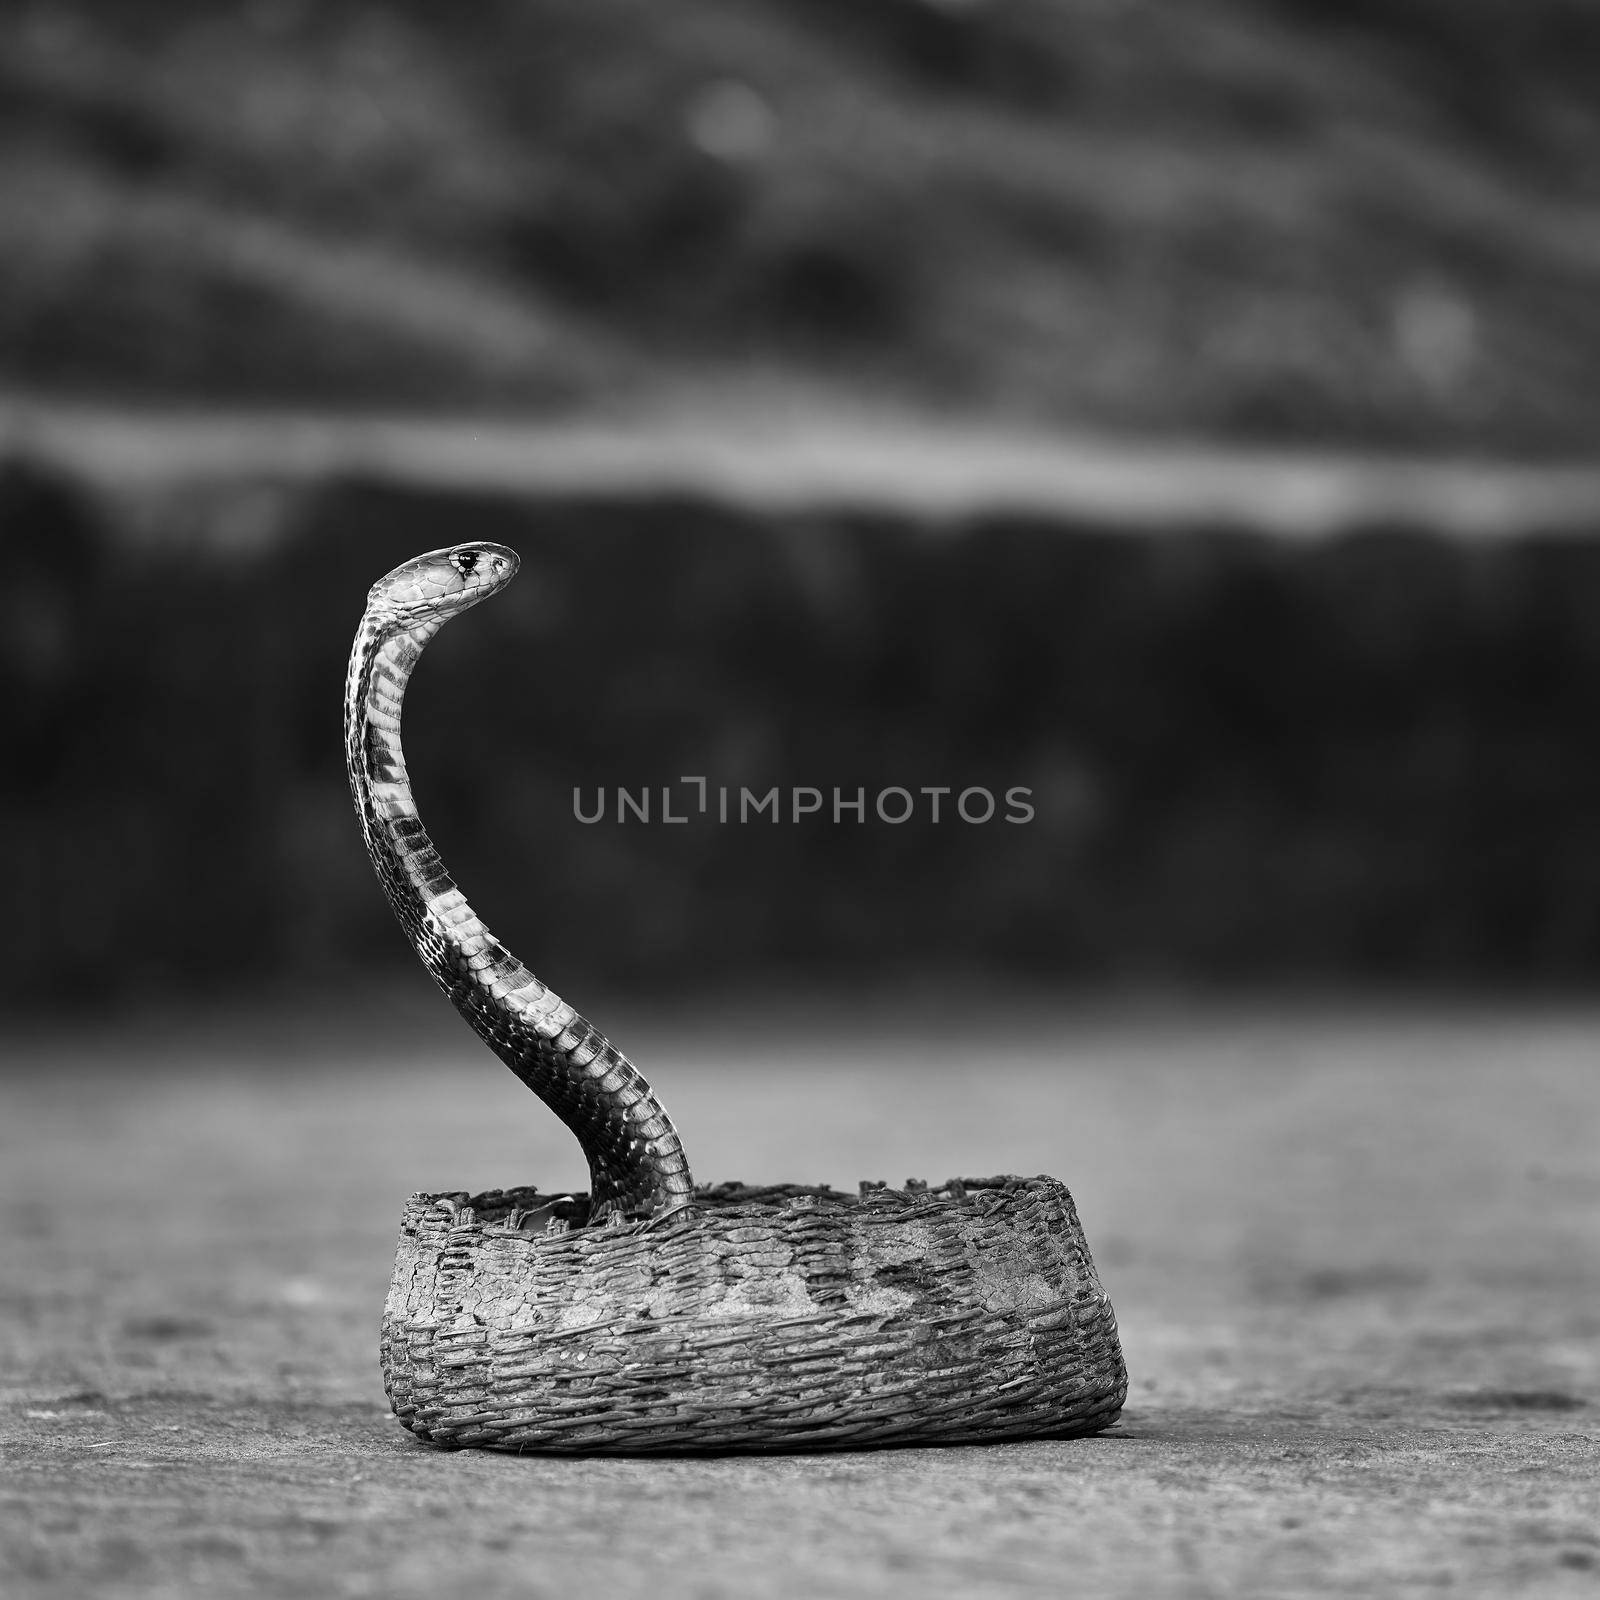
[363,542,519,630]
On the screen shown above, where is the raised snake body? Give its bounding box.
[345,542,695,1221]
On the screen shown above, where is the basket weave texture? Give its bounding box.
[382,1175,1127,1453]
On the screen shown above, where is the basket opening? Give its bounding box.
[428,1176,1035,1229]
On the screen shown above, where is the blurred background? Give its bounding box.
[4,0,1600,1006]
[3,10,1600,1588]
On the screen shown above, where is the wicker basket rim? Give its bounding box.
[416,1174,1061,1225]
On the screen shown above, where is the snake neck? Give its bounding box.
[344,613,695,1221]
[345,617,445,917]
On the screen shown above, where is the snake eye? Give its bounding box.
[453,550,479,575]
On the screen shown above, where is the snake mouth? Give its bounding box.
[366,542,520,627]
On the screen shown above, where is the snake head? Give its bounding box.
[364,543,520,630]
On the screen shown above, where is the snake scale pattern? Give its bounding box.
[345,542,695,1222]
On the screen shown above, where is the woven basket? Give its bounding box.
[382,1175,1126,1453]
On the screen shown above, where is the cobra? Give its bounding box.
[344,541,695,1222]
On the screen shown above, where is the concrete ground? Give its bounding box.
[1,1000,1596,1599]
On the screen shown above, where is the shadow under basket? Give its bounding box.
[382,1175,1127,1453]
